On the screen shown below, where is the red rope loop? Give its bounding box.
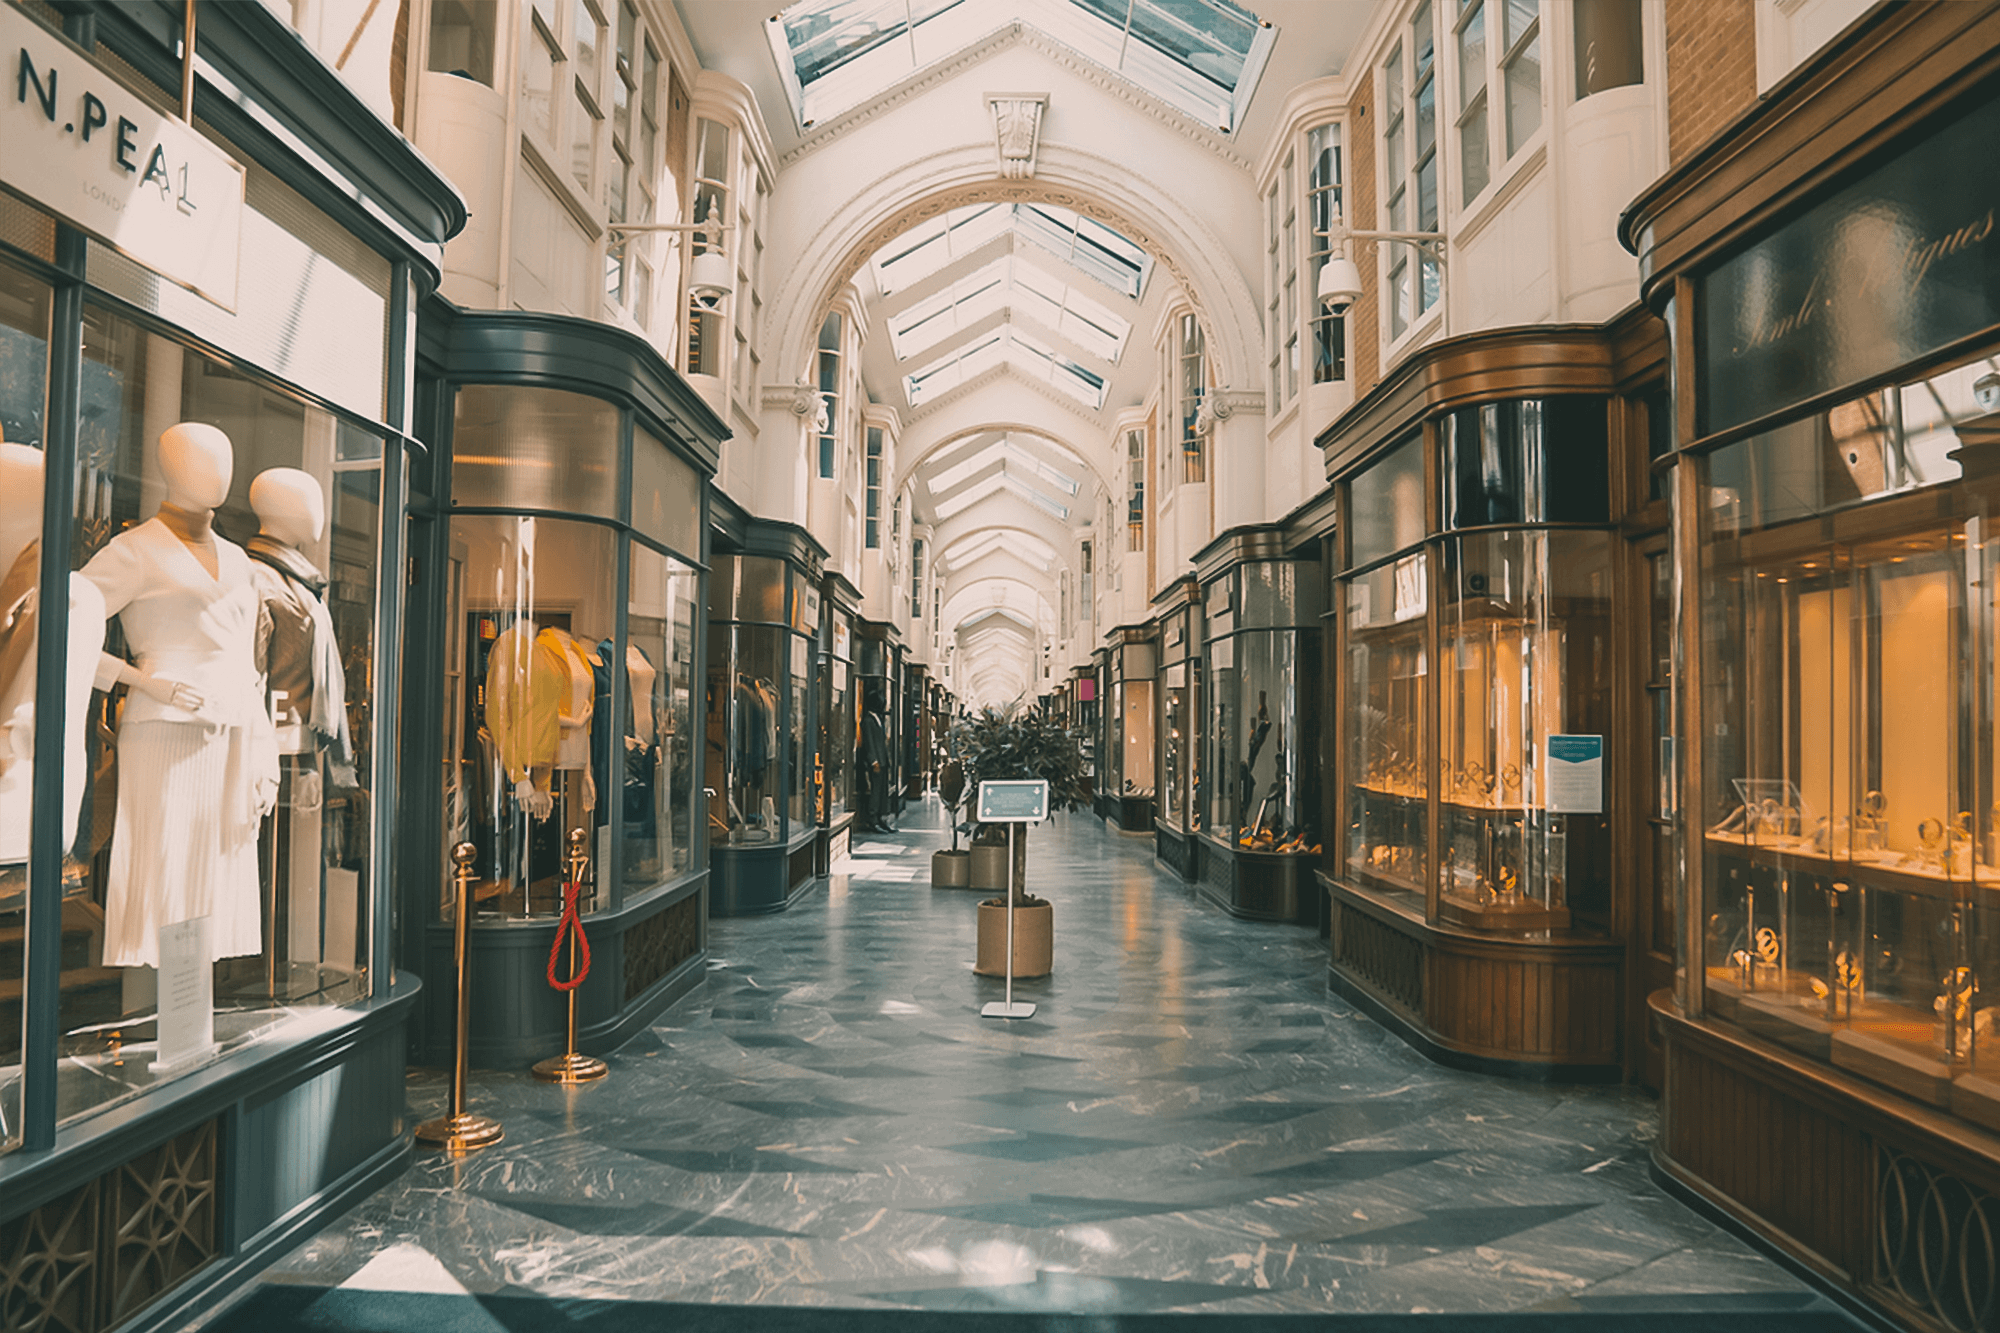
[546,875,592,992]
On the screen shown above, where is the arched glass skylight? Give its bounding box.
[873,203,1150,300]
[905,327,1107,409]
[768,0,1276,133]
[889,255,1130,362]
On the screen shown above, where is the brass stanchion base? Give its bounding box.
[414,1112,505,1152]
[531,1051,608,1083]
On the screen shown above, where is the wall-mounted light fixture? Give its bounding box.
[607,214,735,305]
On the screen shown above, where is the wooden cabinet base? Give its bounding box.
[1326,874,1623,1078]
[975,900,1052,978]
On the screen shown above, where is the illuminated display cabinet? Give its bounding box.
[1102,624,1157,833]
[1321,318,1668,1078]
[1151,580,1203,882]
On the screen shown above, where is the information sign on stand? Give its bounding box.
[976,780,1047,1021]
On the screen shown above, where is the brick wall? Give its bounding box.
[1665,0,1759,164]
[1347,64,1381,400]
[391,0,409,131]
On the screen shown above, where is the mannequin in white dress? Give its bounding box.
[0,442,107,872]
[83,423,280,967]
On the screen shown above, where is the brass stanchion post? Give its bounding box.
[533,829,607,1083]
[416,843,504,1151]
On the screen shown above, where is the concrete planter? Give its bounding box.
[931,849,972,887]
[974,898,1052,978]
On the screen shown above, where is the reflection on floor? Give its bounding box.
[199,800,1861,1327]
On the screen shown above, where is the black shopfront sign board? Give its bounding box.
[1695,94,2000,440]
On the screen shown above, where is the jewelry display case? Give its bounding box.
[817,578,859,868]
[1196,530,1322,922]
[1321,321,1659,1078]
[1697,358,2000,1116]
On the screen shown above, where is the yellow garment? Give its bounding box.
[485,622,564,785]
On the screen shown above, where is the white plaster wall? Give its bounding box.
[509,163,593,316]
[1555,85,1655,323]
[1451,167,1555,334]
[415,73,508,309]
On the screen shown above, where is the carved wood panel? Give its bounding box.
[1332,899,1424,1018]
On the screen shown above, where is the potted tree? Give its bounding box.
[950,704,1089,978]
[931,758,972,887]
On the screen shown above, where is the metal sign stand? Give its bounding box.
[977,780,1046,1021]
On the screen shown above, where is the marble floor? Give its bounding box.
[199,802,1864,1329]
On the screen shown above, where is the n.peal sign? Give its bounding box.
[4,4,244,309]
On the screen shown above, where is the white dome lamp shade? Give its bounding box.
[690,245,733,306]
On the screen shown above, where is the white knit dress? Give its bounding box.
[82,519,279,967]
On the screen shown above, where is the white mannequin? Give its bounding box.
[250,467,323,550]
[0,442,108,864]
[83,422,280,967]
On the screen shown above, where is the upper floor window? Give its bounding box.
[817,312,843,479]
[911,538,926,619]
[1455,0,1543,207]
[1306,122,1345,384]
[1126,427,1146,552]
[685,118,732,376]
[429,0,496,84]
[1177,313,1207,484]
[1573,0,1642,99]
[1382,6,1442,339]
[865,426,884,548]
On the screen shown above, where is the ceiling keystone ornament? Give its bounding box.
[989,93,1048,179]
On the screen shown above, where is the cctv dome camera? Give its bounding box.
[1317,255,1364,317]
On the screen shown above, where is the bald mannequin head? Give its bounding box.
[157,422,232,513]
[249,468,326,550]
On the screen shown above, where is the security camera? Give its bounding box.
[1976,371,2000,414]
[1317,254,1364,317]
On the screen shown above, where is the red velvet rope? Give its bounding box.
[546,876,592,992]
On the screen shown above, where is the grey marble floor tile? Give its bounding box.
[226,802,1831,1321]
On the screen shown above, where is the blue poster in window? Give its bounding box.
[1546,735,1604,815]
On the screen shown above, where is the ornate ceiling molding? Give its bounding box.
[776,22,1250,171]
[989,93,1048,179]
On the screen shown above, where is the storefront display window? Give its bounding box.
[823,610,853,821]
[1346,553,1428,900]
[0,259,51,1152]
[2,301,389,1131]
[706,555,813,847]
[443,385,702,920]
[1697,353,2000,1108]
[1206,564,1321,853]
[1162,662,1187,825]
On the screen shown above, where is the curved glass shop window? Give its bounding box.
[5,299,387,1135]
[706,555,812,846]
[1346,552,1429,901]
[1162,662,1187,826]
[1,259,53,1151]
[1696,353,2000,1112]
[443,386,701,916]
[1206,564,1322,853]
[1437,530,1613,926]
[823,612,853,821]
[450,515,619,915]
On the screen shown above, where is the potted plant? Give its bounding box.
[949,703,1090,978]
[932,757,972,887]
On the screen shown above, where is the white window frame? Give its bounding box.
[1451,0,1544,213]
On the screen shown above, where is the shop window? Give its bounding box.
[1693,354,2000,1100]
[1346,552,1430,900]
[6,301,391,1133]
[625,543,698,888]
[631,424,701,558]
[0,260,51,1153]
[816,313,842,480]
[1440,397,1609,527]
[1573,0,1643,99]
[1306,122,1346,383]
[449,384,620,516]
[1206,565,1322,851]
[428,0,497,85]
[1347,432,1426,567]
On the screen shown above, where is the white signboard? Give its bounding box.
[1545,734,1604,815]
[155,916,216,1072]
[3,5,244,308]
